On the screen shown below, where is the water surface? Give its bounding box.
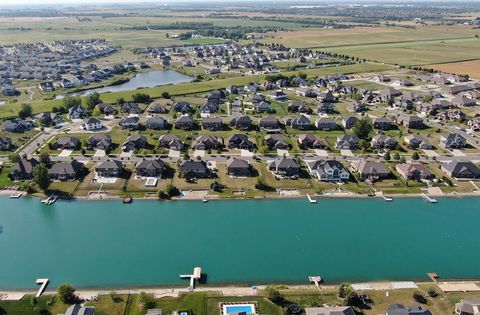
[0,197,479,289]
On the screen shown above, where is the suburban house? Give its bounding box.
[0,136,13,150]
[122,134,147,152]
[265,134,289,150]
[175,115,195,130]
[230,116,252,130]
[227,158,251,177]
[34,112,63,126]
[52,136,81,150]
[342,116,358,129]
[396,163,434,181]
[336,135,359,150]
[202,117,224,131]
[3,118,33,133]
[442,161,480,179]
[87,134,112,151]
[49,160,85,181]
[455,300,480,315]
[180,159,210,178]
[452,95,477,107]
[254,101,274,113]
[371,134,397,150]
[192,135,223,150]
[119,116,140,130]
[228,134,256,151]
[268,157,300,178]
[386,304,432,315]
[305,306,355,315]
[404,135,433,149]
[146,102,168,114]
[59,304,95,315]
[306,159,350,182]
[351,159,390,180]
[120,102,143,114]
[95,159,123,177]
[159,134,183,151]
[396,114,424,129]
[10,157,39,180]
[290,115,312,130]
[298,134,326,150]
[318,102,335,114]
[68,105,88,119]
[259,116,281,132]
[145,117,168,130]
[82,117,103,131]
[97,103,115,115]
[172,101,194,114]
[440,133,467,149]
[38,81,55,92]
[136,158,165,177]
[316,117,337,131]
[373,117,393,130]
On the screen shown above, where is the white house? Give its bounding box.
[82,118,103,131]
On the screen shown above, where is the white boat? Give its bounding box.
[203,197,208,203]
[9,192,23,199]
[421,193,437,203]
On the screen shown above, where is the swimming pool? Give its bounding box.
[223,303,256,314]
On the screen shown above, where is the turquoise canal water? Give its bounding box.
[0,197,479,289]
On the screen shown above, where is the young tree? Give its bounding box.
[33,164,51,191]
[264,285,282,304]
[393,152,400,161]
[412,152,420,160]
[85,92,101,110]
[384,151,391,161]
[57,283,76,304]
[39,152,51,167]
[132,93,151,104]
[63,96,82,109]
[353,118,373,140]
[18,103,32,119]
[92,105,102,117]
[8,152,21,163]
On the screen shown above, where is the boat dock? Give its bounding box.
[307,195,317,204]
[180,267,202,291]
[427,272,439,283]
[421,194,438,203]
[309,276,322,289]
[41,195,58,205]
[35,278,49,298]
[9,192,23,199]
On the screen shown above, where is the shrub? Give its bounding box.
[413,290,427,304]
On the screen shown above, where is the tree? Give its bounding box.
[353,118,373,140]
[39,152,51,167]
[393,152,400,161]
[57,283,76,304]
[427,287,438,297]
[264,285,282,304]
[132,93,151,104]
[33,164,51,191]
[344,292,362,307]
[92,105,102,117]
[85,92,101,110]
[63,96,81,109]
[9,153,21,163]
[116,97,126,105]
[18,103,32,119]
[161,91,171,99]
[413,290,427,304]
[384,151,391,161]
[338,282,352,298]
[412,152,420,160]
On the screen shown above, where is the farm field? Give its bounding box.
[427,60,480,79]
[322,37,480,66]
[260,25,479,48]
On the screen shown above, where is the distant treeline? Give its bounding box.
[121,22,287,40]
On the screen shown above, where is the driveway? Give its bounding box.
[94,150,106,158]
[314,149,329,157]
[340,149,355,157]
[276,149,289,156]
[422,149,439,157]
[240,149,254,157]
[169,149,181,158]
[58,149,73,157]
[193,150,206,158]
[451,149,466,157]
[120,151,133,158]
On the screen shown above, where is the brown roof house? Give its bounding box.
[227,158,251,177]
[351,159,390,180]
[10,157,39,181]
[396,163,434,181]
